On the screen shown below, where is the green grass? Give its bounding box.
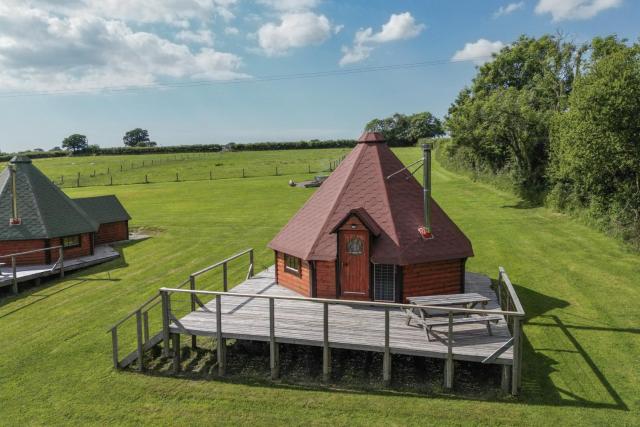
[31,149,351,187]
[1,147,639,425]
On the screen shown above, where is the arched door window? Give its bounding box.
[346,237,364,255]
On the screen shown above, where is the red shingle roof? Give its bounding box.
[268,135,473,265]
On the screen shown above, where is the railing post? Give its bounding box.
[383,307,391,384]
[59,247,64,278]
[444,311,454,389]
[511,316,521,395]
[269,298,279,379]
[161,290,171,357]
[323,302,331,382]
[11,256,17,294]
[223,262,228,292]
[143,311,149,343]
[111,328,119,369]
[216,295,226,376]
[189,275,197,350]
[135,310,144,371]
[249,250,254,279]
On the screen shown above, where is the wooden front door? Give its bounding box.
[339,230,370,299]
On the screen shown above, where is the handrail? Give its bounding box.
[0,245,63,258]
[498,266,524,315]
[107,278,189,332]
[190,248,254,278]
[159,287,524,317]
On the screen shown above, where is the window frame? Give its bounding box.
[346,236,364,255]
[283,253,301,276]
[62,235,81,249]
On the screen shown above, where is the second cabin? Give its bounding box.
[268,132,473,303]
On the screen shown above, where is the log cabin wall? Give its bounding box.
[275,251,311,296]
[401,258,465,302]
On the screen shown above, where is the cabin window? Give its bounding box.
[62,235,81,249]
[373,264,395,301]
[346,237,364,255]
[284,254,301,275]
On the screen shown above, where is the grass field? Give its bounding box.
[32,149,351,187]
[1,147,638,425]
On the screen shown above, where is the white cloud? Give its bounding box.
[176,29,214,45]
[494,2,525,18]
[452,39,505,65]
[257,12,332,56]
[257,0,322,12]
[225,26,240,35]
[339,12,425,66]
[0,4,247,92]
[535,0,622,21]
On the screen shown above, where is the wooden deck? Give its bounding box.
[0,244,119,290]
[170,267,514,365]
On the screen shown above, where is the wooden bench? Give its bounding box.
[420,314,503,341]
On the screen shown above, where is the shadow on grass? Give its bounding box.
[0,239,145,316]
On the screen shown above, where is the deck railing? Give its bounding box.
[157,265,525,395]
[0,245,64,294]
[106,248,254,372]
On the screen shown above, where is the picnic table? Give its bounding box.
[404,293,501,341]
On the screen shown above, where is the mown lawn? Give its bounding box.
[1,147,638,425]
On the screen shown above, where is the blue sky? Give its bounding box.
[0,0,638,152]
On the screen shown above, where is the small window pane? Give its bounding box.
[374,264,395,301]
[62,235,81,248]
[284,254,301,274]
[346,237,363,255]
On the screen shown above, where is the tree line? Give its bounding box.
[443,34,640,247]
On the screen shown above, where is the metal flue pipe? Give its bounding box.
[422,143,432,234]
[9,164,19,224]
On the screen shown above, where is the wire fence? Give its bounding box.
[54,155,347,188]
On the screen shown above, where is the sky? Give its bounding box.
[0,0,638,152]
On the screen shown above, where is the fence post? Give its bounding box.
[110,176,113,186]
[161,290,171,357]
[145,174,148,184]
[135,310,144,371]
[323,302,331,382]
[444,311,454,389]
[269,298,279,379]
[223,262,228,292]
[383,307,391,384]
[61,175,64,184]
[308,164,311,173]
[111,328,119,369]
[189,275,197,349]
[249,250,254,278]
[176,172,179,182]
[242,168,245,178]
[209,170,212,180]
[11,256,17,294]
[216,296,226,376]
[59,247,64,278]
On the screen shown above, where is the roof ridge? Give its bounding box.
[305,143,368,259]
[376,144,401,247]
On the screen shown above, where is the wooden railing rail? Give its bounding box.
[0,245,64,294]
[108,249,254,371]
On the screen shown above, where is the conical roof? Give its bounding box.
[268,134,473,265]
[0,156,98,240]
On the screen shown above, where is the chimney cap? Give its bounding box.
[358,132,385,143]
[10,156,32,164]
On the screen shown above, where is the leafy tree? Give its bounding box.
[123,128,157,147]
[62,134,89,153]
[365,112,444,145]
[445,34,581,194]
[49,146,62,151]
[548,37,640,244]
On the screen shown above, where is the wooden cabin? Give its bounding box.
[0,156,131,265]
[268,132,473,302]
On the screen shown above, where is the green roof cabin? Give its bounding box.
[0,156,131,266]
